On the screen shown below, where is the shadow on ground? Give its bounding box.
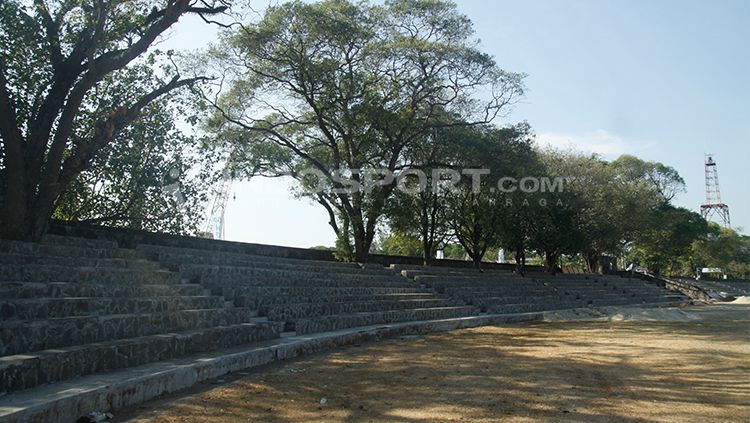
[117,304,750,423]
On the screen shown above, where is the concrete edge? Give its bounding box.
[0,312,543,423]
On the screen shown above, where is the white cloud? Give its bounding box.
[535,129,648,158]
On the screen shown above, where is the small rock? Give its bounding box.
[320,397,328,405]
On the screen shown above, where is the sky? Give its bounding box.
[162,0,750,247]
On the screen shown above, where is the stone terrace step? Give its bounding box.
[0,308,258,356]
[221,286,430,306]
[0,240,136,259]
[447,291,561,305]
[235,292,439,308]
[402,270,518,279]
[41,235,119,250]
[412,274,526,282]
[391,264,515,274]
[184,259,396,277]
[489,300,583,314]
[436,283,552,296]
[262,298,453,321]
[0,309,552,423]
[0,321,282,395]
[0,265,179,285]
[420,279,548,290]
[0,282,205,299]
[0,296,226,320]
[475,295,567,307]
[154,253,396,277]
[199,274,411,290]
[184,265,406,284]
[0,253,160,270]
[137,244,374,272]
[292,306,478,335]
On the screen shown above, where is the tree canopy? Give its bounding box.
[200,0,525,261]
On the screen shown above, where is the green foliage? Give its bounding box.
[628,205,708,276]
[377,231,423,257]
[611,155,686,203]
[0,0,228,240]
[440,123,535,268]
[683,224,750,279]
[53,95,212,235]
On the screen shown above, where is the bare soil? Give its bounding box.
[117,304,750,423]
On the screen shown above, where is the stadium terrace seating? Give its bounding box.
[676,277,750,299]
[391,264,688,314]
[0,232,689,422]
[0,235,281,395]
[135,244,476,335]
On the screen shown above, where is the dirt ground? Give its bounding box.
[117,304,750,423]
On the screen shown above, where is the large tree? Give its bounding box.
[0,0,230,240]
[383,124,468,265]
[202,0,524,261]
[441,124,535,269]
[629,205,708,276]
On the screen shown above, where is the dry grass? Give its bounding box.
[117,305,750,423]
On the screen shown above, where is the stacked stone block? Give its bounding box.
[392,265,688,314]
[0,236,282,396]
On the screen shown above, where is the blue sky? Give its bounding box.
[164,0,749,247]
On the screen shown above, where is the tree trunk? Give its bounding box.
[514,243,525,274]
[0,184,29,240]
[0,188,55,242]
[469,251,482,270]
[586,251,599,274]
[544,250,560,274]
[422,236,432,266]
[351,223,375,263]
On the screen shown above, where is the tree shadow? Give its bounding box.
[116,307,750,423]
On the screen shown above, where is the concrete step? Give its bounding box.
[0,321,282,395]
[0,282,205,299]
[0,253,160,270]
[0,307,258,356]
[0,296,227,320]
[262,298,453,321]
[0,239,136,259]
[0,264,179,285]
[292,306,478,335]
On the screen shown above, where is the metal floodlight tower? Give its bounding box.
[204,164,233,240]
[700,154,731,228]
